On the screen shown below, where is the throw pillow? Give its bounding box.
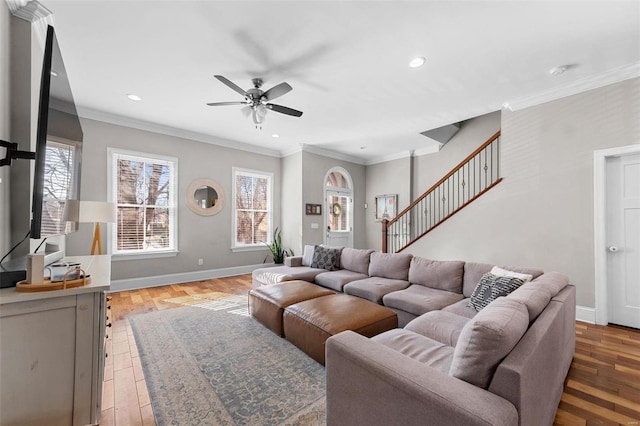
[468,272,525,312]
[311,245,341,271]
[302,245,315,267]
[490,266,533,283]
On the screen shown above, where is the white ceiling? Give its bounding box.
[38,0,640,164]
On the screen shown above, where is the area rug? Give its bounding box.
[129,295,326,425]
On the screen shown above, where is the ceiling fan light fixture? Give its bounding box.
[127,94,142,101]
[409,56,426,68]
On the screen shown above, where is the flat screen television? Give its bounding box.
[31,25,83,240]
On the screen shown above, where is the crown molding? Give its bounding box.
[77,107,282,158]
[503,62,640,112]
[283,143,367,165]
[365,149,413,166]
[10,0,51,22]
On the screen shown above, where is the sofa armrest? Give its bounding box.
[284,256,303,267]
[326,331,518,426]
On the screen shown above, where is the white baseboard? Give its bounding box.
[576,305,596,324]
[109,263,273,292]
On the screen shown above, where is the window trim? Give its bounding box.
[231,167,273,251]
[107,148,179,258]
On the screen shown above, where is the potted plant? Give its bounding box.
[264,227,294,264]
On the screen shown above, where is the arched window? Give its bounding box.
[324,167,353,248]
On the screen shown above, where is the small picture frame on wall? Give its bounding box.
[306,203,322,215]
[375,194,398,221]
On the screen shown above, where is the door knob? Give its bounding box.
[608,246,619,253]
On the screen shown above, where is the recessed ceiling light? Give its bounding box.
[549,66,568,76]
[50,70,58,77]
[271,134,279,138]
[409,57,426,68]
[127,94,142,101]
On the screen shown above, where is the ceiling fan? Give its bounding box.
[207,75,303,126]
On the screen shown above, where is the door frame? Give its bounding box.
[324,167,354,247]
[593,144,640,325]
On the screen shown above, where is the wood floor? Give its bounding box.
[101,274,640,426]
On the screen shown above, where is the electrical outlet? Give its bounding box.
[198,258,203,265]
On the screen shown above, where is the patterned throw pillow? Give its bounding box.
[468,272,525,312]
[311,245,341,271]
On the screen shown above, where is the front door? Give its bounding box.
[606,153,640,328]
[325,190,352,248]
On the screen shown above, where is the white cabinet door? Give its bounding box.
[0,296,77,426]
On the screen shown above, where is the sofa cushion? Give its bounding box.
[463,262,544,297]
[314,269,369,292]
[340,247,374,275]
[382,285,464,317]
[507,282,552,323]
[344,277,410,304]
[302,245,315,266]
[441,299,478,319]
[490,266,533,282]
[408,257,464,293]
[284,256,303,267]
[252,265,325,286]
[530,272,569,297]
[468,273,525,312]
[404,311,471,347]
[450,297,529,389]
[368,252,413,280]
[372,329,454,373]
[311,245,342,271]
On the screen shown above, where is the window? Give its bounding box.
[108,149,177,257]
[41,139,80,236]
[232,168,272,250]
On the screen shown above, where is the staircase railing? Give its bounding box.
[382,130,502,253]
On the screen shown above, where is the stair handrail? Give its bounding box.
[382,130,501,253]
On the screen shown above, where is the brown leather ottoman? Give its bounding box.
[283,294,398,365]
[249,280,335,336]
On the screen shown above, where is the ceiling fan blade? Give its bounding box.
[266,103,303,117]
[206,101,248,106]
[262,82,292,101]
[214,75,247,97]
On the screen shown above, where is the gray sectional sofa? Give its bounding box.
[251,246,576,425]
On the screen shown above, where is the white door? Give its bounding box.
[606,153,640,328]
[325,190,353,248]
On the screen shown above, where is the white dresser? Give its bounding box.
[0,255,111,426]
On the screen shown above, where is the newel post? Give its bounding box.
[381,218,389,253]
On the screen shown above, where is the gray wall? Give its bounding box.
[406,78,640,308]
[65,118,282,281]
[364,112,501,251]
[300,151,367,249]
[7,13,35,257]
[280,151,302,255]
[0,1,10,257]
[365,156,411,251]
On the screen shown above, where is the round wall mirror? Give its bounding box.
[186,179,225,216]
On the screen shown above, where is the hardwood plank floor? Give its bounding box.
[101,274,640,425]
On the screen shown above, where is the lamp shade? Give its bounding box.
[64,200,116,224]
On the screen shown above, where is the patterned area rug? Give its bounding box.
[129,295,326,425]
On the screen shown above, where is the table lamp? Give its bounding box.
[65,201,117,255]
